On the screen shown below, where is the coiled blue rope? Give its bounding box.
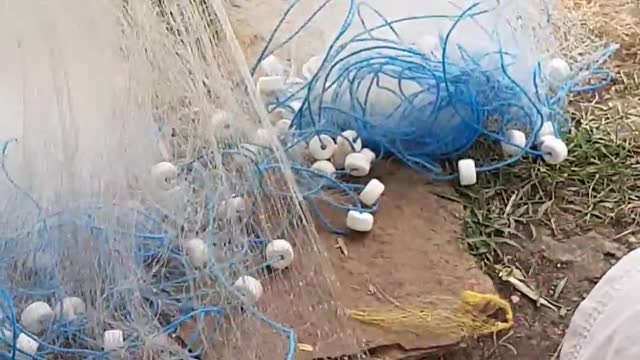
[255,0,618,182]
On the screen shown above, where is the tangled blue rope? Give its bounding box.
[254,0,618,182]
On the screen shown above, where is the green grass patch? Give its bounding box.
[456,124,640,267]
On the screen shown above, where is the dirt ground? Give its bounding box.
[423,229,635,360]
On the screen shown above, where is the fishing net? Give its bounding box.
[0,0,616,358]
[0,0,354,359]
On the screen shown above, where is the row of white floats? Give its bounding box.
[151,132,563,231]
[307,129,373,175]
[460,121,568,186]
[344,178,385,233]
[304,124,567,190]
[13,301,157,353]
[12,239,293,354]
[3,297,88,355]
[305,129,386,233]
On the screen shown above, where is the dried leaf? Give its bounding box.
[297,343,314,352]
[553,277,568,301]
[335,237,349,256]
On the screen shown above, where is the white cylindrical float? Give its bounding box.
[20,302,55,335]
[501,129,527,156]
[254,128,276,148]
[346,211,374,232]
[233,276,264,306]
[184,238,209,268]
[218,196,247,217]
[16,333,39,356]
[311,160,336,177]
[336,130,363,153]
[308,135,337,160]
[360,148,376,163]
[265,239,295,270]
[104,329,124,351]
[345,153,371,177]
[274,119,292,137]
[151,162,179,191]
[207,110,235,142]
[536,121,556,144]
[458,159,477,186]
[547,58,571,84]
[257,76,287,102]
[360,179,385,206]
[260,55,287,77]
[540,137,568,165]
[54,297,86,322]
[302,56,322,80]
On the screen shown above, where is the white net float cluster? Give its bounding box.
[249,51,389,236]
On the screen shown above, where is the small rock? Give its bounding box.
[510,295,521,304]
[535,230,624,281]
[602,241,626,259]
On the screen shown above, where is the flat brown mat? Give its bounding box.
[310,162,495,358]
[204,162,495,359]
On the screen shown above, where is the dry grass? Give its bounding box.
[457,0,640,268]
[436,3,640,358]
[567,0,639,49]
[568,0,640,128]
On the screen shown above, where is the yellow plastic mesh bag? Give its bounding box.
[349,291,513,337]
